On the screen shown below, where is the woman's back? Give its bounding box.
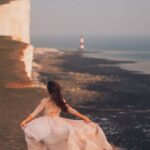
[21,80,114,150]
[43,98,61,117]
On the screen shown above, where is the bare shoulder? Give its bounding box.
[63,98,68,105]
[41,97,50,104]
[63,98,71,108]
[63,98,67,103]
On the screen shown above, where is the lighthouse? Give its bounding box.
[79,35,85,51]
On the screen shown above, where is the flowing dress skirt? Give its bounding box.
[23,116,113,150]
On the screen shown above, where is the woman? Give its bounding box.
[21,80,113,150]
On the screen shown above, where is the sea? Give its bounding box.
[31,35,150,149]
[31,35,150,74]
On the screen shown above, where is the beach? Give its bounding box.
[33,48,150,150]
[0,45,150,150]
[0,0,150,149]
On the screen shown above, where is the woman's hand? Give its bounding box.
[20,115,33,128]
[83,116,96,128]
[20,120,27,128]
[83,116,92,123]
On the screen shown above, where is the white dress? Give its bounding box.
[22,98,114,150]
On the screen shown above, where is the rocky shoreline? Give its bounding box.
[33,48,150,150]
[0,46,150,149]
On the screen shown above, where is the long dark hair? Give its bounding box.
[47,80,68,112]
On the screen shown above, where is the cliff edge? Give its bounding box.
[0,36,33,87]
[0,0,33,81]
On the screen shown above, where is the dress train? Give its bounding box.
[23,116,113,150]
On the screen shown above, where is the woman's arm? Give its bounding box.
[63,99,92,123]
[67,106,91,123]
[20,98,47,128]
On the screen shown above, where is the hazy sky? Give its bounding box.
[31,0,150,37]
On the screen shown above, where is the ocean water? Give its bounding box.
[31,35,150,74]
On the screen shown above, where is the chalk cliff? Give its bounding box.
[0,36,32,85]
[0,0,30,43]
[0,0,33,80]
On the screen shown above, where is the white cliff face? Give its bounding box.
[0,0,33,79]
[20,43,33,79]
[21,45,33,78]
[0,0,30,43]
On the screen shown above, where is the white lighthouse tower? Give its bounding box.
[79,35,85,51]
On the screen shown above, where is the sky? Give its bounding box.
[30,0,150,38]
